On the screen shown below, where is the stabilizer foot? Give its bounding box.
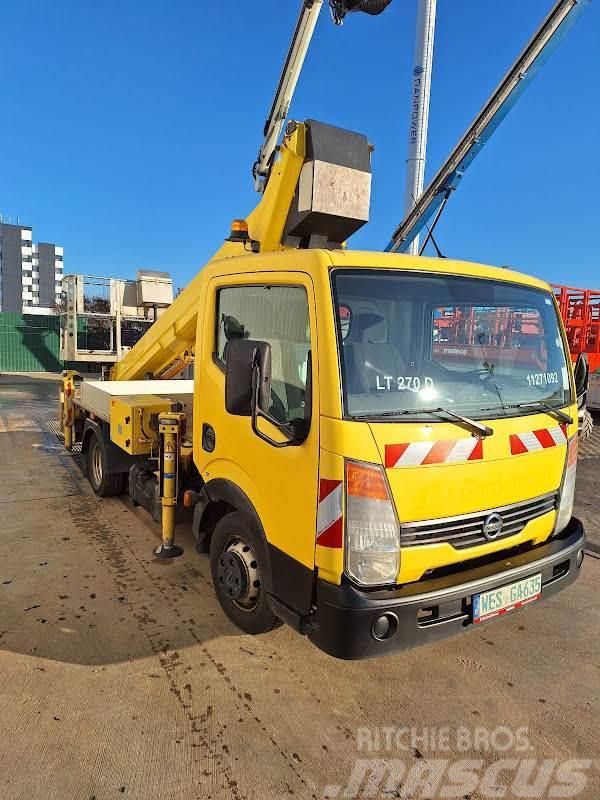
[153,544,184,559]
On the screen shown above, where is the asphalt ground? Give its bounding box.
[0,375,598,800]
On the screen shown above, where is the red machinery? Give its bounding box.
[432,306,546,368]
[553,284,600,372]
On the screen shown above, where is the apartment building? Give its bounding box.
[0,222,63,314]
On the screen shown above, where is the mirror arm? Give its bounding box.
[250,363,301,449]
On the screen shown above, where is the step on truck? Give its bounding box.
[59,2,587,658]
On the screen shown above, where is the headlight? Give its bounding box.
[554,436,578,536]
[345,460,400,586]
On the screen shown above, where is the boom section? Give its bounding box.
[386,0,590,254]
[253,0,323,192]
[110,125,308,381]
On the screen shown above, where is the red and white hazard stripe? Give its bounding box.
[385,438,483,468]
[509,424,567,455]
[316,479,343,548]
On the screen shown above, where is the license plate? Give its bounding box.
[473,574,542,624]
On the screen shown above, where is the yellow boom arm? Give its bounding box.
[110,125,306,382]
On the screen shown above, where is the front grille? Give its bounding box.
[401,493,558,550]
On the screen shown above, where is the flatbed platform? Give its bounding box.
[77,379,194,422]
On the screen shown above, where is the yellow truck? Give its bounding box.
[60,118,587,659]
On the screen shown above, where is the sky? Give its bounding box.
[1,0,598,291]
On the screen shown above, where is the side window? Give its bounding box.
[216,285,311,424]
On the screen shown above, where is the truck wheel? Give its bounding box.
[87,433,126,497]
[579,409,594,441]
[210,512,282,635]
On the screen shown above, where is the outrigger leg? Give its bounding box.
[154,411,185,559]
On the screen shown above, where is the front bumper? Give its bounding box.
[305,518,585,660]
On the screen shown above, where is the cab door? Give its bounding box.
[195,271,320,612]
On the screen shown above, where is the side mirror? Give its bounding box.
[574,353,589,407]
[225,339,272,417]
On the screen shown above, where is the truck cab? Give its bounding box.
[188,247,585,658]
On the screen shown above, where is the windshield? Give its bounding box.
[333,270,572,420]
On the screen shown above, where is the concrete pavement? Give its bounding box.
[0,376,598,800]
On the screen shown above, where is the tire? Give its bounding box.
[579,408,594,441]
[209,511,282,635]
[87,432,126,497]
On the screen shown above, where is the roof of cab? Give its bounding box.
[325,249,552,292]
[206,247,552,294]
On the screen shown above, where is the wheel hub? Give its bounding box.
[219,552,247,599]
[217,538,260,609]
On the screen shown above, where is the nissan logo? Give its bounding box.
[483,512,504,540]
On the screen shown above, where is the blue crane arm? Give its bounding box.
[386,0,590,254]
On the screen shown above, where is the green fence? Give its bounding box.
[0,313,63,372]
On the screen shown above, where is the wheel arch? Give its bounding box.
[194,478,275,595]
[194,478,315,619]
[81,421,97,456]
[81,418,142,475]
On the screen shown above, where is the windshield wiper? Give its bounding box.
[354,406,493,438]
[506,401,573,426]
[429,407,494,438]
[475,333,505,412]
